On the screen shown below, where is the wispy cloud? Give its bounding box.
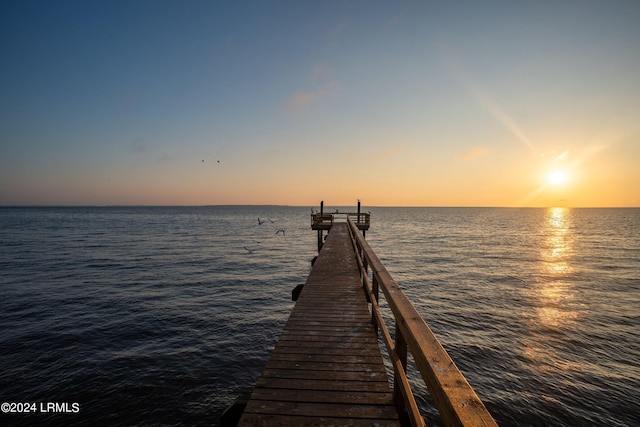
[284,80,342,113]
[309,63,333,83]
[458,146,488,160]
[131,138,149,154]
[284,64,342,113]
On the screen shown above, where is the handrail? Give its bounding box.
[311,212,370,224]
[346,221,425,427]
[347,218,497,427]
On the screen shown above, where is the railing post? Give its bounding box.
[371,275,379,336]
[359,245,368,301]
[394,324,409,426]
[363,251,368,272]
[359,242,368,274]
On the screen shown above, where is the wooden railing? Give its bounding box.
[311,212,370,229]
[347,217,498,427]
[311,212,334,229]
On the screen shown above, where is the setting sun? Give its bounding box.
[548,170,568,186]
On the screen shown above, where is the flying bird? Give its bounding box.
[243,246,254,254]
[275,229,285,236]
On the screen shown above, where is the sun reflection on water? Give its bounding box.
[523,208,581,373]
[536,207,577,328]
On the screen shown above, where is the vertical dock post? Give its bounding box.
[394,325,409,425]
[357,200,366,238]
[317,200,324,252]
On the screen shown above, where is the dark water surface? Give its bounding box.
[1,206,638,426]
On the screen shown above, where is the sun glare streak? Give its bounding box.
[449,62,537,154]
[472,89,537,154]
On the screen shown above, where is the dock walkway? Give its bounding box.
[237,222,399,426]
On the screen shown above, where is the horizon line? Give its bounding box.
[1,204,638,209]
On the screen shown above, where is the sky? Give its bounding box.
[1,0,639,207]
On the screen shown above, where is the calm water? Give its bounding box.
[0,206,638,426]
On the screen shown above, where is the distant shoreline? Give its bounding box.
[1,205,638,209]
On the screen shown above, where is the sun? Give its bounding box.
[547,169,568,186]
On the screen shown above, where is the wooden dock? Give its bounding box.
[237,205,497,427]
[237,222,398,426]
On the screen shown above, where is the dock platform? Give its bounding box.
[237,222,398,426]
[236,205,497,427]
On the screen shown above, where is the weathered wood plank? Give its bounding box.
[279,321,373,329]
[279,329,373,338]
[275,332,374,342]
[274,339,379,354]
[243,399,398,419]
[265,359,386,373]
[268,352,384,364]
[250,388,394,405]
[259,368,389,382]
[288,309,369,315]
[273,341,380,352]
[277,331,373,338]
[256,377,394,393]
[239,413,399,427]
[270,346,378,356]
[279,323,374,333]
[276,336,374,345]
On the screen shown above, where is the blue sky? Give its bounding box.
[1,0,639,206]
